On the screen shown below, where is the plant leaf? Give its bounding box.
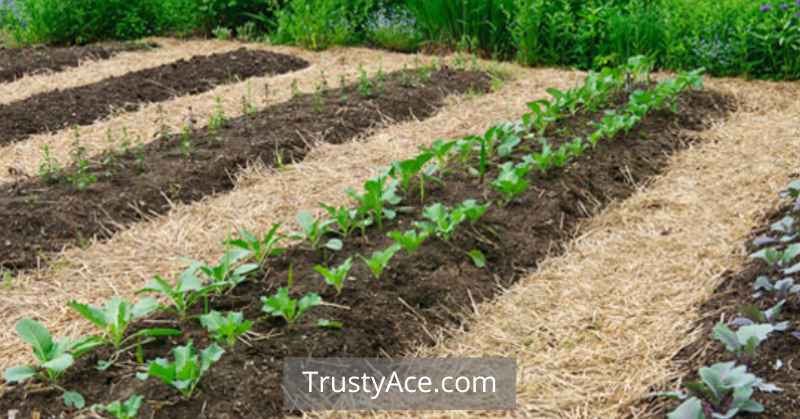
[3,366,36,383]
[468,249,487,268]
[63,391,85,409]
[667,397,705,419]
[42,353,74,373]
[16,318,54,361]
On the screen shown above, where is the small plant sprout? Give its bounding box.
[712,321,775,360]
[458,199,490,224]
[360,244,402,280]
[200,248,259,291]
[241,82,257,116]
[733,300,790,331]
[92,394,143,419]
[314,257,353,295]
[422,139,457,173]
[661,362,764,419]
[389,152,434,196]
[4,319,101,407]
[261,267,322,325]
[226,224,286,267]
[317,319,343,330]
[321,204,361,238]
[179,123,193,158]
[38,144,63,184]
[753,276,800,298]
[289,211,342,251]
[291,79,300,97]
[137,341,224,399]
[347,174,403,231]
[357,65,372,97]
[138,262,219,320]
[417,203,467,241]
[780,179,800,210]
[68,296,178,349]
[491,160,532,206]
[388,229,429,254]
[468,249,487,268]
[199,311,253,347]
[67,133,97,191]
[208,96,227,133]
[750,244,800,268]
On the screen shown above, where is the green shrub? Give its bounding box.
[271,0,376,50]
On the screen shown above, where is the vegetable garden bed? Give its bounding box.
[0,67,489,272]
[0,61,735,418]
[0,42,155,84]
[0,48,309,146]
[642,183,800,418]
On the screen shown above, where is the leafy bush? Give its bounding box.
[271,0,376,50]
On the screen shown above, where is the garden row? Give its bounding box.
[0,48,308,146]
[0,41,154,83]
[0,58,735,418]
[0,64,489,272]
[647,182,800,418]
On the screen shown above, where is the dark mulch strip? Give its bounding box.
[0,42,156,84]
[638,204,800,418]
[0,48,309,146]
[0,86,735,418]
[0,68,490,272]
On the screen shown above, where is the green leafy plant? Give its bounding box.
[208,96,228,135]
[458,199,490,224]
[68,297,178,349]
[360,244,402,280]
[4,318,101,385]
[712,321,775,361]
[754,276,800,298]
[289,211,342,251]
[321,204,362,238]
[38,144,63,184]
[468,249,487,268]
[67,137,97,191]
[200,248,259,291]
[92,394,143,419]
[417,203,466,241]
[389,152,434,196]
[261,288,322,325]
[750,244,800,268]
[138,262,219,320]
[314,257,353,295]
[388,229,430,254]
[491,160,532,205]
[199,311,252,347]
[226,224,286,267]
[212,26,232,40]
[357,65,372,97]
[661,362,764,419]
[347,174,402,231]
[733,300,790,331]
[137,341,224,399]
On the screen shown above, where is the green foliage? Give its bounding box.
[137,341,224,398]
[226,224,286,267]
[321,204,362,238]
[138,262,219,319]
[314,257,353,294]
[347,173,402,231]
[4,318,101,384]
[37,144,62,184]
[388,229,429,254]
[199,248,259,290]
[199,311,253,347]
[491,160,532,205]
[68,296,178,349]
[92,394,144,419]
[272,0,376,50]
[360,243,401,280]
[662,362,765,419]
[289,211,343,251]
[712,321,775,360]
[261,287,322,324]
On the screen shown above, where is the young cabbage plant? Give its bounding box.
[92,394,143,419]
[389,152,434,195]
[524,99,559,135]
[68,296,178,349]
[4,318,102,385]
[753,276,800,298]
[661,362,764,419]
[314,257,353,295]
[199,311,253,348]
[458,199,490,224]
[360,244,402,280]
[779,179,800,211]
[289,211,342,252]
[531,140,556,173]
[417,203,467,241]
[421,139,457,173]
[137,341,224,399]
[226,224,285,267]
[388,229,430,254]
[491,160,532,206]
[138,262,219,320]
[321,204,366,238]
[712,321,775,360]
[753,216,798,247]
[261,287,322,325]
[200,248,259,291]
[733,300,790,331]
[750,244,800,268]
[346,174,402,231]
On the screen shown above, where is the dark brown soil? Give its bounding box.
[0,42,156,84]
[0,48,309,146]
[637,205,800,418]
[0,68,490,272]
[0,86,734,418]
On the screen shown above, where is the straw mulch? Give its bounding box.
[0,55,582,374]
[0,41,416,184]
[351,78,800,419]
